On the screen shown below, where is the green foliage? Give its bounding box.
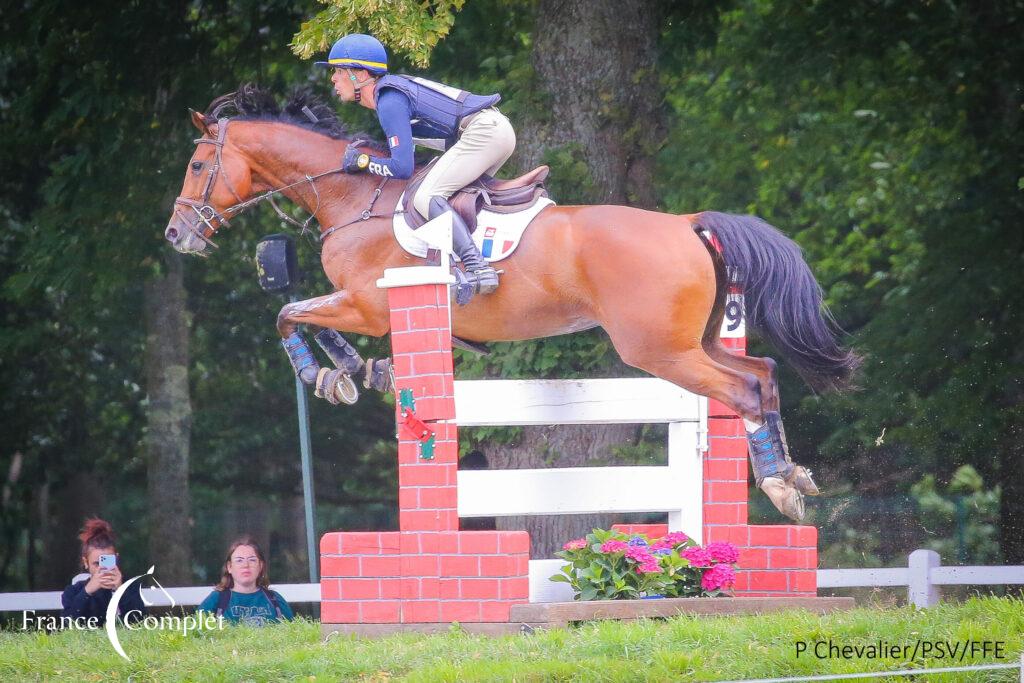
[0,0,400,589]
[540,144,602,206]
[911,465,1001,565]
[551,529,735,601]
[292,0,467,68]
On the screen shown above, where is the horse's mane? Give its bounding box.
[204,83,386,153]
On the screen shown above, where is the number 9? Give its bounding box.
[725,299,742,332]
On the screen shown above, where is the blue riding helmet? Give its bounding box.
[315,34,388,74]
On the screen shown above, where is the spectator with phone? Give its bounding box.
[197,536,294,626]
[61,518,146,625]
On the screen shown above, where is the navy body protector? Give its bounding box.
[376,75,500,150]
[215,587,285,620]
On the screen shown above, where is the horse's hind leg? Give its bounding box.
[704,340,820,498]
[613,339,807,522]
[707,348,780,412]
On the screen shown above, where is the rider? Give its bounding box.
[316,33,513,296]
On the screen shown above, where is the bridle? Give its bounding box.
[171,117,392,252]
[171,118,240,251]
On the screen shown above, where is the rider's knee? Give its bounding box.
[413,189,434,219]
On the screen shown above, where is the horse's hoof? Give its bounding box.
[760,476,805,522]
[315,367,359,405]
[363,358,394,394]
[787,466,821,496]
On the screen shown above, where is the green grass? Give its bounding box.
[1,597,1021,681]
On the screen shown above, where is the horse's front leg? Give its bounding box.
[276,289,391,405]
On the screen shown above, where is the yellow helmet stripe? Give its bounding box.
[328,58,387,69]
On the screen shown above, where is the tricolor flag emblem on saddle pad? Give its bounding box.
[481,227,514,259]
[388,135,400,148]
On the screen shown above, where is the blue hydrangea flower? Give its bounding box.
[652,548,671,556]
[627,536,649,547]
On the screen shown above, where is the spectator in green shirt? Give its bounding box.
[198,536,293,626]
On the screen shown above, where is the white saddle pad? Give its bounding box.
[392,192,555,263]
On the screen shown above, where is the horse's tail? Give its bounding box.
[692,211,861,393]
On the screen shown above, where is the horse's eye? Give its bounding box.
[191,161,203,172]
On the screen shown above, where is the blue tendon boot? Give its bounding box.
[747,411,819,522]
[282,332,321,385]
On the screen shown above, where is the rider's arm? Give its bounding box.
[368,89,415,179]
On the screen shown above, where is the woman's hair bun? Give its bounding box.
[79,517,116,552]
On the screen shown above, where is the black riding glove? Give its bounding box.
[342,145,369,174]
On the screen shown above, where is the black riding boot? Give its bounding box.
[428,196,499,295]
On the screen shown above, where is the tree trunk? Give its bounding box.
[485,0,669,558]
[516,0,665,208]
[144,253,193,584]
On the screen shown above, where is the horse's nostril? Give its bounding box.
[165,227,179,241]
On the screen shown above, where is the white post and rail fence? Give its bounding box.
[2,550,1021,612]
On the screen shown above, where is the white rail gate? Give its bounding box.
[453,377,708,602]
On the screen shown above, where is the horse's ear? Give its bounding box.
[189,108,211,136]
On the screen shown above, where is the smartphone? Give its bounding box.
[98,554,117,570]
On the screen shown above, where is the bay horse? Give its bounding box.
[165,88,859,522]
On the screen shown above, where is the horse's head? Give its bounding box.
[165,110,252,256]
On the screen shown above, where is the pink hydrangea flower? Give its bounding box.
[681,546,713,567]
[562,538,588,551]
[661,532,689,546]
[600,540,628,553]
[706,541,740,564]
[650,540,673,551]
[637,562,662,574]
[624,546,655,563]
[701,563,736,591]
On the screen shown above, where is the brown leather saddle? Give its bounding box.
[401,161,551,233]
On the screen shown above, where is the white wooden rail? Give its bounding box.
[0,583,320,612]
[818,549,1024,608]
[453,378,708,541]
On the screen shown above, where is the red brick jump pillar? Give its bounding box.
[613,326,818,597]
[320,264,529,627]
[703,334,818,596]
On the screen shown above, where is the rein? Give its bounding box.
[173,119,393,251]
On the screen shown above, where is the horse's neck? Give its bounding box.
[232,121,407,269]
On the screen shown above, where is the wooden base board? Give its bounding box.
[321,597,855,639]
[322,622,543,638]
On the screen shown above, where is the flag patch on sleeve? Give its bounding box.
[388,135,400,148]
